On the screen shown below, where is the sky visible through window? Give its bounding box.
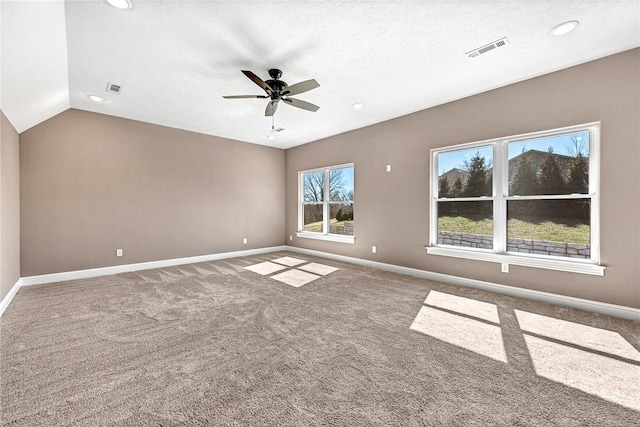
[338,166,354,194]
[437,132,589,176]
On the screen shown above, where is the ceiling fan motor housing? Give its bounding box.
[266,69,288,98]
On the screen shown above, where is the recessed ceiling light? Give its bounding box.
[550,20,579,36]
[105,0,132,10]
[87,95,105,103]
[267,135,275,141]
[352,103,364,110]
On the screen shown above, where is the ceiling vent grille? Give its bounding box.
[106,83,122,94]
[466,37,509,58]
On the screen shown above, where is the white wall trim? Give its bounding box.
[20,246,287,287]
[426,246,605,276]
[0,278,22,317]
[285,246,639,321]
[296,232,355,244]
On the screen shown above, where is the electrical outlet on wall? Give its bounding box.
[372,246,377,254]
[289,235,293,241]
[501,262,509,273]
[116,249,123,257]
[386,164,391,172]
[243,238,248,244]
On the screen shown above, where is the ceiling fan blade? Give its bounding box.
[223,95,269,99]
[282,79,319,96]
[265,100,279,116]
[283,97,320,112]
[242,70,273,94]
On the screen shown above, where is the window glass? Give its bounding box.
[437,201,493,249]
[329,167,354,202]
[507,199,590,259]
[431,124,598,266]
[302,204,323,233]
[303,171,324,202]
[329,203,354,236]
[299,165,354,239]
[437,146,493,198]
[509,132,590,196]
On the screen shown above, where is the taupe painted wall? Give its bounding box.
[1,111,21,301]
[285,48,640,308]
[20,109,285,276]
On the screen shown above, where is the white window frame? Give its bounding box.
[427,122,604,276]
[297,163,355,244]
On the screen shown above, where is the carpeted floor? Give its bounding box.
[1,251,638,426]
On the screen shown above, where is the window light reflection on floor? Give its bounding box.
[524,334,640,411]
[410,291,507,363]
[515,309,640,361]
[425,290,500,323]
[515,309,640,411]
[410,292,640,411]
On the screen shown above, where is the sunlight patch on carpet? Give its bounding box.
[524,335,640,411]
[271,256,307,267]
[298,262,339,276]
[244,261,288,275]
[410,306,507,363]
[271,269,321,287]
[515,310,640,362]
[244,258,339,287]
[426,291,499,323]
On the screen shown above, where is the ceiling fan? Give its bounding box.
[223,69,320,117]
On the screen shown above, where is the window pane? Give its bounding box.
[329,203,354,236]
[303,204,324,233]
[437,146,493,197]
[329,166,354,202]
[437,201,493,249]
[508,132,590,196]
[303,172,324,202]
[507,199,590,259]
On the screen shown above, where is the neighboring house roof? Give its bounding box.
[439,168,468,183]
[508,149,576,177]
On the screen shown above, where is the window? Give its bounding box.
[429,123,603,275]
[298,164,355,244]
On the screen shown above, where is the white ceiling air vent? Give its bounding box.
[466,37,510,58]
[106,83,122,94]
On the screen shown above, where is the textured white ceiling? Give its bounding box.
[2,0,639,148]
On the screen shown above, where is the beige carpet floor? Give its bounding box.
[1,251,638,426]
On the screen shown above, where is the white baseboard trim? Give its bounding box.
[285,246,640,321]
[20,246,287,287]
[7,244,638,321]
[0,278,22,317]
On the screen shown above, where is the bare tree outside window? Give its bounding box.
[300,165,354,236]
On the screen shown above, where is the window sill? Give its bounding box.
[426,246,605,276]
[296,232,355,244]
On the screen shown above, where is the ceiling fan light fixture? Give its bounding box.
[106,0,133,10]
[550,20,579,36]
[87,94,105,103]
[352,103,364,110]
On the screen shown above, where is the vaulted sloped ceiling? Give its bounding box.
[1,0,70,133]
[1,1,639,148]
